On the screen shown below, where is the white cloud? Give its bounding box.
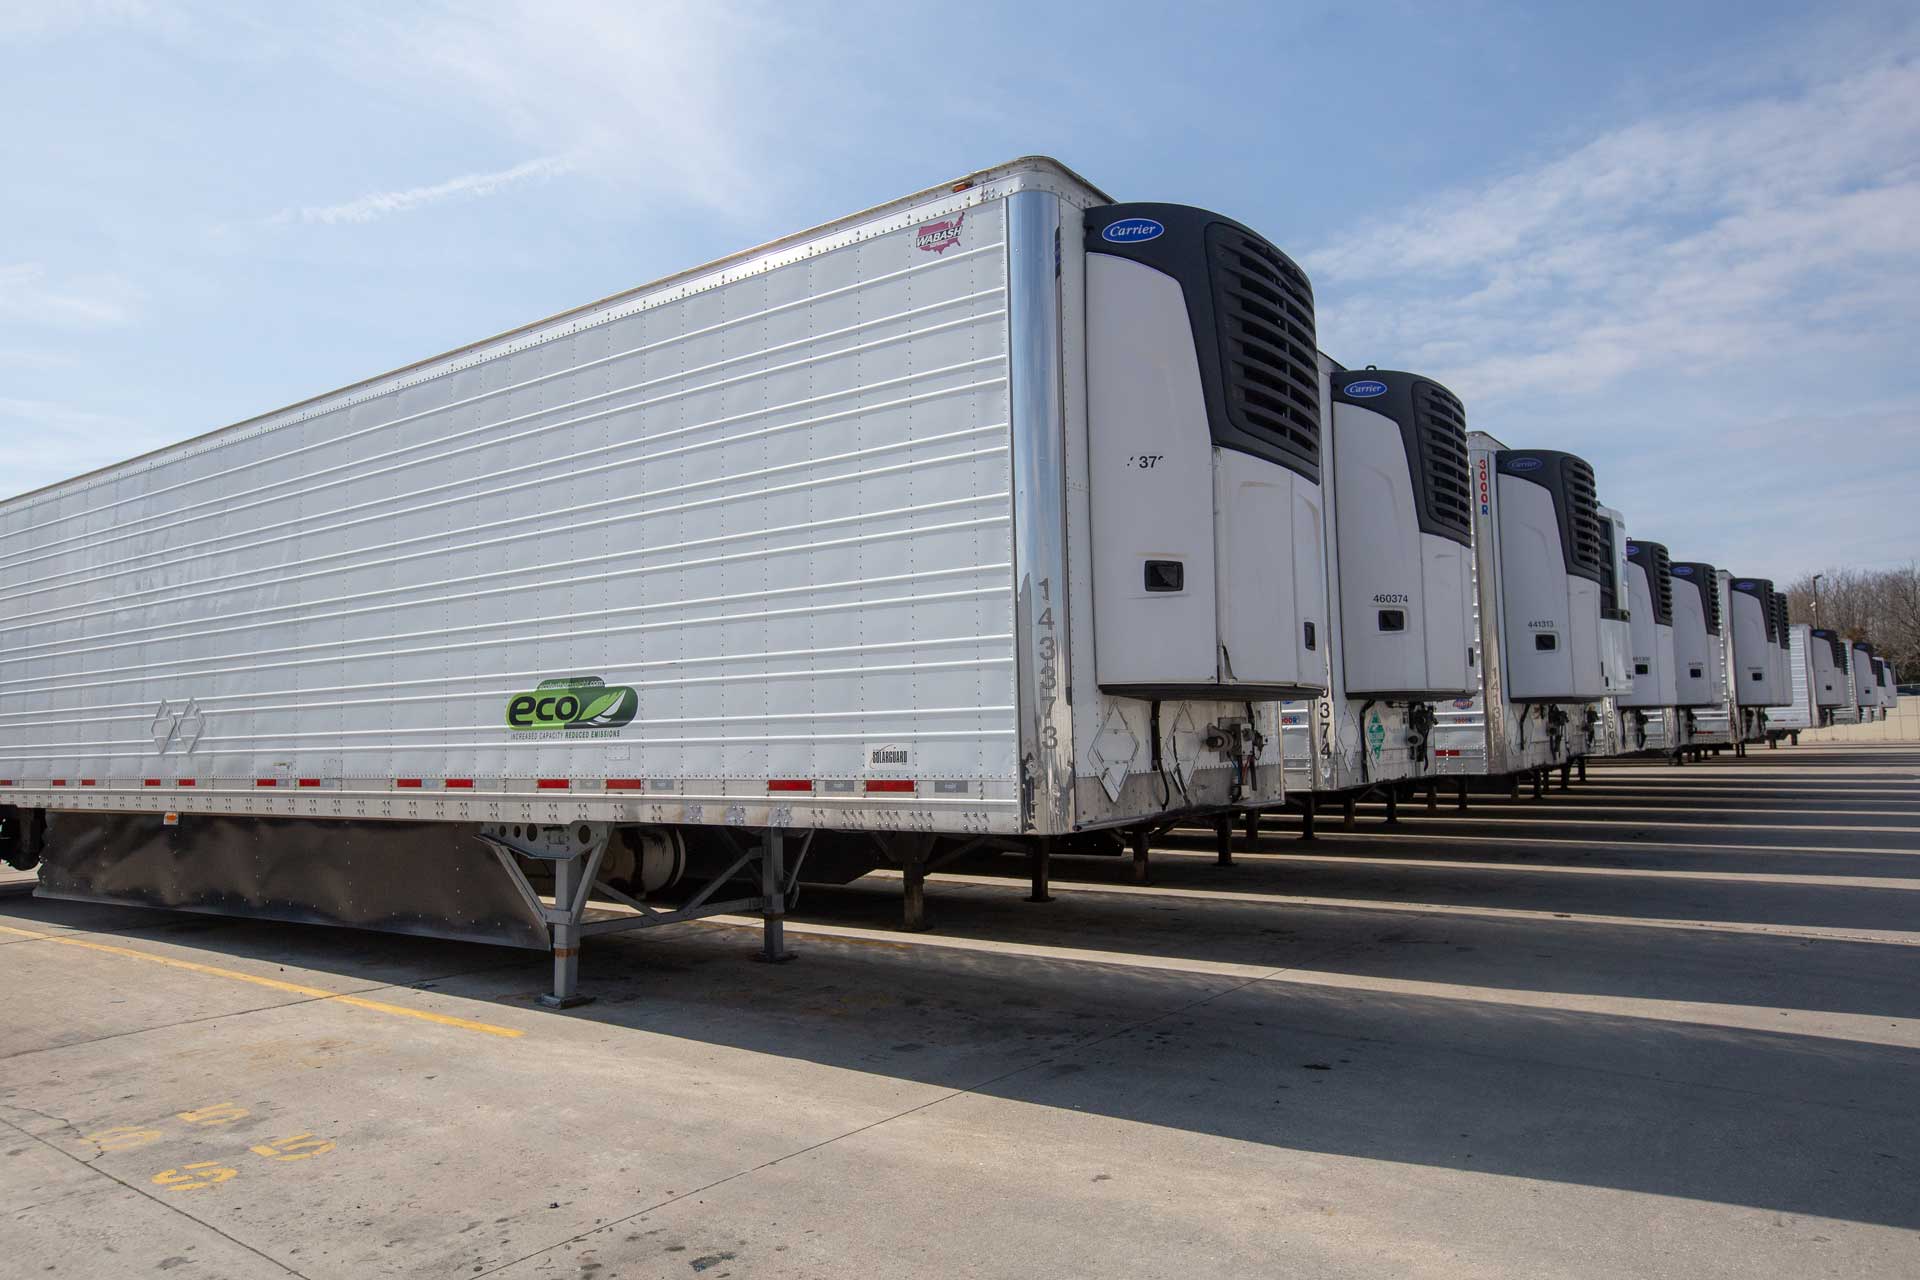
[1307,57,1920,402]
[274,154,574,225]
[0,263,139,329]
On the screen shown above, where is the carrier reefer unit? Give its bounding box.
[1279,360,1475,800]
[1809,627,1848,721]
[1729,577,1783,709]
[1429,434,1602,783]
[1669,561,1723,708]
[0,158,1316,999]
[1875,658,1895,715]
[1616,539,1681,754]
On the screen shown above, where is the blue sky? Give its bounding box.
[2,0,1916,580]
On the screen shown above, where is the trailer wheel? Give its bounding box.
[0,806,43,872]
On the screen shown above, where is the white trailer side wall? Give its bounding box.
[0,181,1035,826]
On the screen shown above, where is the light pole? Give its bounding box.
[1812,573,1824,627]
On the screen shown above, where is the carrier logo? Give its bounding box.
[1101,217,1165,244]
[1735,580,1756,591]
[506,676,638,733]
[1506,456,1544,472]
[1673,565,1694,576]
[1343,380,1388,398]
[915,211,965,254]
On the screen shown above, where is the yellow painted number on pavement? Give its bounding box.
[178,1102,250,1126]
[152,1161,239,1190]
[85,1126,164,1152]
[249,1133,336,1162]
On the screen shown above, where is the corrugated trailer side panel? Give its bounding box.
[0,185,1036,829]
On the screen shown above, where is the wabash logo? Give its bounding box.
[506,676,638,733]
[915,211,964,254]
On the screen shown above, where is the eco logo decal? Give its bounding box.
[506,676,638,737]
[1366,711,1386,760]
[915,211,965,254]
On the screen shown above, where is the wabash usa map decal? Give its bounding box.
[915,210,964,254]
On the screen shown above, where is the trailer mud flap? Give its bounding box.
[35,813,548,949]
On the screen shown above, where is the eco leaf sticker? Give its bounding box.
[506,675,639,732]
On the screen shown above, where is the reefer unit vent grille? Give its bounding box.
[1650,544,1673,626]
[1562,456,1607,580]
[1206,224,1321,482]
[1772,593,1791,647]
[1413,380,1473,544]
[1702,571,1722,635]
[1815,629,1846,668]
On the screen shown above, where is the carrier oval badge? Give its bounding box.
[1343,380,1388,398]
[1102,217,1165,244]
[1506,456,1544,472]
[1673,564,1694,576]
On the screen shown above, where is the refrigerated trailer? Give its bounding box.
[1429,435,1604,791]
[1615,539,1681,756]
[1767,623,1819,742]
[1809,627,1848,723]
[1276,361,1476,821]
[0,158,1328,1001]
[1849,641,1878,723]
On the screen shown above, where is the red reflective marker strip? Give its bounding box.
[865,779,916,793]
[605,779,645,791]
[536,779,570,790]
[255,779,278,787]
[49,779,66,787]
[444,779,474,789]
[394,778,422,788]
[298,779,323,787]
[767,779,813,792]
[79,779,96,786]
[175,778,196,787]
[143,779,163,787]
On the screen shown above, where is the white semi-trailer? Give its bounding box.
[1768,623,1819,742]
[1276,361,1476,827]
[1809,627,1848,724]
[1728,576,1783,741]
[1429,436,1604,792]
[1615,539,1680,756]
[0,158,1327,1001]
[1850,641,1878,723]
[1668,558,1732,753]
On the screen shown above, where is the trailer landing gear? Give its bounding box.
[1026,839,1054,904]
[480,823,805,1009]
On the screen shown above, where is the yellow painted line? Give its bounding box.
[0,923,523,1038]
[865,872,1920,947]
[697,916,1919,1048]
